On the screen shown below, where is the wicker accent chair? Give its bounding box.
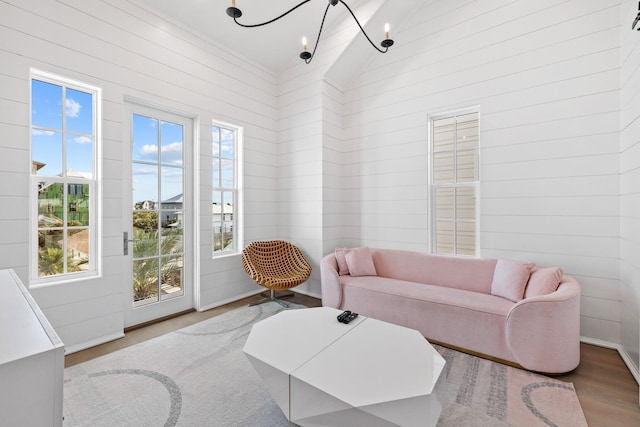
[242,240,312,307]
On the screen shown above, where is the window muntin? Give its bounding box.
[30,72,99,282]
[131,113,185,306]
[431,111,479,256]
[212,124,238,255]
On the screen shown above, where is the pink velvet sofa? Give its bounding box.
[320,247,581,374]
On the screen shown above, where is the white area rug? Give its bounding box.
[63,302,587,426]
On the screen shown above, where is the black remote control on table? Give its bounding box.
[337,310,358,324]
[337,310,351,322]
[344,312,358,323]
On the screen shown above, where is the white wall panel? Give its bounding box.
[484,112,620,147]
[619,0,640,377]
[483,215,620,237]
[274,0,390,298]
[577,276,622,300]
[483,233,619,259]
[483,133,619,162]
[55,312,125,354]
[581,316,621,343]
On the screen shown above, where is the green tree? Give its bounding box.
[132,257,159,301]
[132,211,158,232]
[38,246,88,277]
[38,247,65,276]
[131,228,182,302]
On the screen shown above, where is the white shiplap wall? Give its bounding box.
[277,73,325,296]
[340,0,623,344]
[620,0,640,376]
[0,0,278,350]
[276,0,383,297]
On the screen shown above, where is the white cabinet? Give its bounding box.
[0,269,64,427]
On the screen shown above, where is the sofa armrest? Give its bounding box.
[506,276,581,373]
[320,253,342,308]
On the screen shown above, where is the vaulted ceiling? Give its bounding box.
[140,0,373,73]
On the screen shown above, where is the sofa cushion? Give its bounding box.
[345,247,377,276]
[524,266,564,298]
[370,249,497,294]
[340,276,513,316]
[334,248,350,276]
[491,259,535,302]
[339,276,515,361]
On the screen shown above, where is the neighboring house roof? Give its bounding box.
[163,193,183,203]
[66,169,92,179]
[32,160,46,174]
[31,160,92,180]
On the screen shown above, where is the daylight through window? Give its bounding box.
[212,124,239,255]
[431,111,479,256]
[30,71,100,282]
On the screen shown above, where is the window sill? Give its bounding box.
[29,271,100,289]
[212,251,240,260]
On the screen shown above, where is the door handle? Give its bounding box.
[123,231,140,256]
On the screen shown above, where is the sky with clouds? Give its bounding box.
[32,80,239,212]
[32,80,94,179]
[131,114,183,205]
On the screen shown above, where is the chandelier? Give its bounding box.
[226,0,394,64]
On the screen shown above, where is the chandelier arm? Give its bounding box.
[337,0,388,53]
[233,0,314,28]
[305,3,332,64]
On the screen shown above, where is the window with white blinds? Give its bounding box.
[430,111,479,256]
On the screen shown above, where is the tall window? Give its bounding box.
[212,123,240,255]
[30,71,100,282]
[430,110,479,256]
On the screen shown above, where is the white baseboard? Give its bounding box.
[197,288,322,312]
[196,289,264,312]
[68,289,318,354]
[65,290,266,355]
[581,336,640,385]
[618,347,640,386]
[291,288,322,300]
[64,331,125,355]
[580,336,619,350]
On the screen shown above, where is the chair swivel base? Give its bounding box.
[249,289,294,307]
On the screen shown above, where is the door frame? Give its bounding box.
[122,98,200,328]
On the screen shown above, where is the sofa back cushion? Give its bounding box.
[370,248,497,294]
[345,247,377,276]
[490,259,535,302]
[524,266,564,298]
[334,248,350,276]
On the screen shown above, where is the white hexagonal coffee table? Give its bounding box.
[243,307,445,426]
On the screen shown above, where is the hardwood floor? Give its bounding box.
[556,343,640,426]
[66,293,640,426]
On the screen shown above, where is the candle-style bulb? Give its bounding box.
[232,0,236,6]
[300,36,312,61]
[384,23,390,39]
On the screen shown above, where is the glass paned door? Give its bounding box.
[124,103,193,327]
[131,114,184,307]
